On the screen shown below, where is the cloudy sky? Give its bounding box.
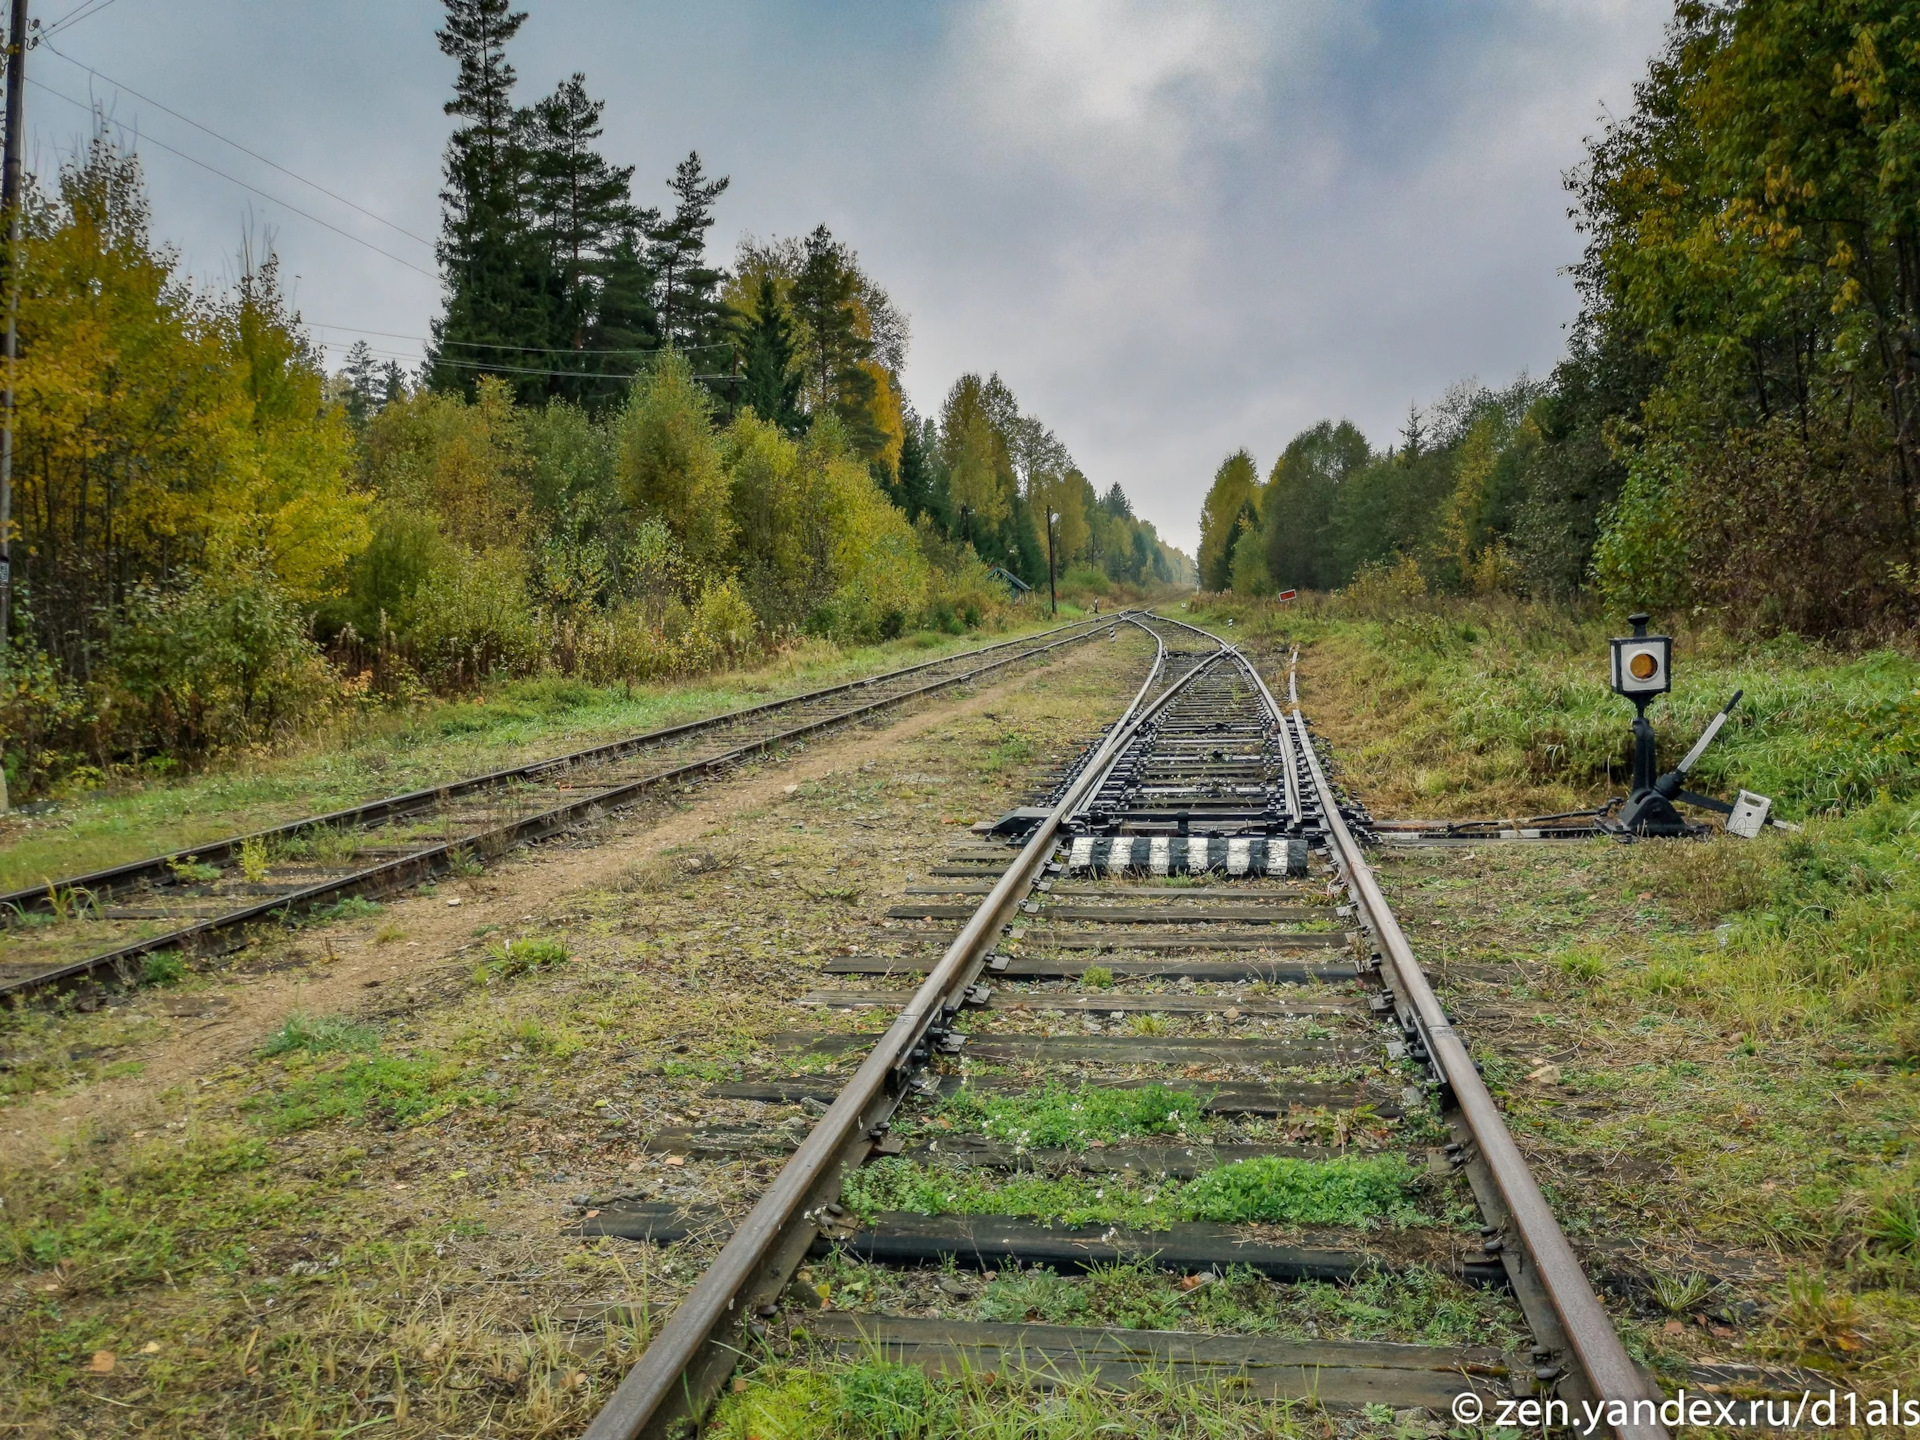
[30,0,1672,552]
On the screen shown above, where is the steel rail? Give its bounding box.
[582,618,1228,1440]
[0,619,1120,1004]
[1,617,1111,920]
[1263,648,1667,1440]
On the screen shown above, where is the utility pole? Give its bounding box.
[0,0,23,657]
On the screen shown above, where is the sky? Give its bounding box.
[26,0,1674,553]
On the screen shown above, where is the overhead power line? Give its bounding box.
[333,341,734,386]
[38,0,120,40]
[37,38,435,249]
[306,320,734,359]
[29,76,438,279]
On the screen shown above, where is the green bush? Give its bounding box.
[108,566,336,760]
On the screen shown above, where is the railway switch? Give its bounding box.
[1611,612,1775,838]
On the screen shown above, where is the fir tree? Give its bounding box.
[737,272,803,433]
[427,0,556,401]
[342,340,380,429]
[380,360,410,406]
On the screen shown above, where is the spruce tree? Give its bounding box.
[380,360,410,406]
[738,272,803,433]
[649,151,730,358]
[426,0,555,401]
[342,340,380,429]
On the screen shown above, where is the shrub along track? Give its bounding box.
[0,619,1117,1004]
[562,615,1817,1440]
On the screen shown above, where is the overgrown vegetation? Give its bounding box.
[1199,1,1920,641]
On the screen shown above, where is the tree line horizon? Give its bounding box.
[0,0,1190,800]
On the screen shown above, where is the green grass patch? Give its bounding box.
[934,1082,1205,1148]
[839,1153,1418,1230]
[258,1012,380,1056]
[0,1137,296,1296]
[1617,798,1920,1051]
[479,935,571,981]
[1178,1154,1415,1226]
[711,1357,1308,1440]
[306,895,382,924]
[250,1047,479,1132]
[140,950,186,986]
[970,1257,1523,1347]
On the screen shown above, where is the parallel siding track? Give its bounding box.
[576,617,1675,1440]
[0,619,1116,1003]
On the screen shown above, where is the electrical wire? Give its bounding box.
[36,38,435,248]
[344,345,734,384]
[305,320,733,358]
[29,76,439,279]
[38,0,122,40]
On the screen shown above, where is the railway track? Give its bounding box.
[573,616,1680,1440]
[0,618,1117,1004]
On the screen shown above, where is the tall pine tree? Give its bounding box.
[789,224,880,455]
[649,152,730,358]
[526,77,634,343]
[524,72,651,404]
[427,0,556,401]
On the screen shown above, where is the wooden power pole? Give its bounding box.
[0,0,24,655]
[0,0,24,814]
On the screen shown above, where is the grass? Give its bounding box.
[838,1154,1420,1230]
[1187,594,1920,820]
[711,1358,1315,1440]
[478,936,571,981]
[248,1044,483,1133]
[959,1256,1525,1347]
[931,1082,1207,1148]
[258,1012,381,1056]
[0,1136,298,1297]
[0,619,1081,895]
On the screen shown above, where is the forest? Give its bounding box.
[0,0,1186,799]
[1201,0,1920,640]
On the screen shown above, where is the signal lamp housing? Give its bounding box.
[1610,613,1671,702]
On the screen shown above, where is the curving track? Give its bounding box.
[0,618,1117,1003]
[576,615,1673,1440]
